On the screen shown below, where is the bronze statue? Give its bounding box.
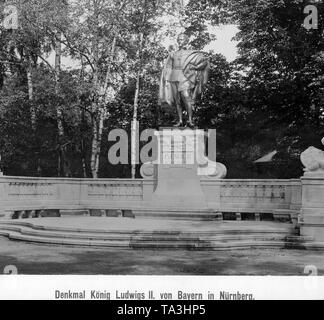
[159,33,210,128]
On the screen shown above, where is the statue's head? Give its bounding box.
[177,33,190,48]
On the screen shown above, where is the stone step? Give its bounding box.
[0,230,128,248]
[0,229,289,250]
[130,240,289,250]
[285,235,314,242]
[0,225,290,242]
[0,221,293,240]
[0,220,295,235]
[0,220,299,250]
[283,235,317,250]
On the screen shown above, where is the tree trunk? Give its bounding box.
[95,36,117,175]
[90,35,117,178]
[89,0,129,178]
[131,69,141,179]
[26,56,40,176]
[79,56,88,178]
[55,32,70,177]
[55,34,64,136]
[81,138,87,178]
[90,16,100,178]
[131,2,147,178]
[90,115,99,178]
[27,57,36,130]
[95,110,104,175]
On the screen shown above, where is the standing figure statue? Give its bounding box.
[159,33,210,128]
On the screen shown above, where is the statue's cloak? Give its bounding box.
[159,51,210,108]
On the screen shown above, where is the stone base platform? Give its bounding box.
[0,217,313,250]
[132,208,222,220]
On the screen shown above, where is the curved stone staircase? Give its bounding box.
[0,218,312,250]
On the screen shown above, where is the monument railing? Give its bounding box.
[0,176,145,215]
[0,175,301,218]
[202,179,302,214]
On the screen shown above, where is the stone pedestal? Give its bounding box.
[300,173,324,243]
[139,128,227,218]
[300,141,324,246]
[151,128,206,208]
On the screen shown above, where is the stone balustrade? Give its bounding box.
[0,176,144,218]
[0,175,302,220]
[202,179,301,214]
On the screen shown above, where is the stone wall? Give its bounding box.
[0,176,302,219]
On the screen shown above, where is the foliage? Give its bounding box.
[0,0,323,179]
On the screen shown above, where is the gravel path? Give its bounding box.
[0,236,323,275]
